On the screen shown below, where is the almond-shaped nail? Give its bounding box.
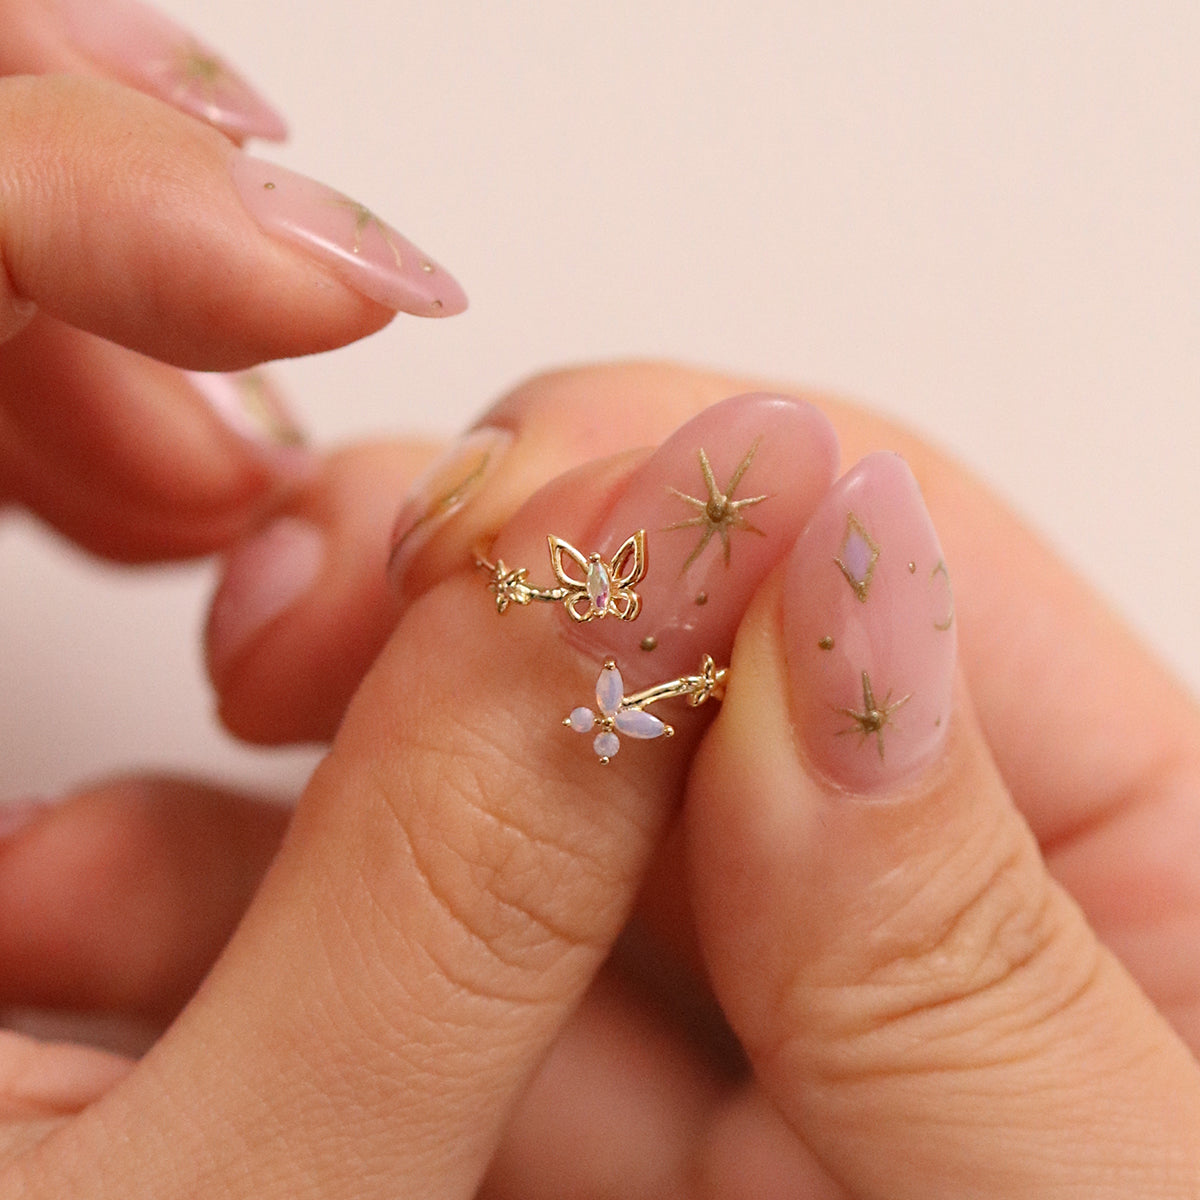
[207,516,324,679]
[185,368,315,475]
[577,392,840,686]
[58,0,288,141]
[230,155,468,317]
[388,426,514,593]
[785,452,956,793]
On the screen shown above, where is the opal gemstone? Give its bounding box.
[596,664,624,716]
[568,707,595,732]
[614,710,666,739]
[586,559,611,615]
[594,731,620,759]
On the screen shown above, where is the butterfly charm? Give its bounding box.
[546,530,647,622]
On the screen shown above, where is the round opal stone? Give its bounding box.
[614,709,665,740]
[594,731,620,759]
[568,707,595,733]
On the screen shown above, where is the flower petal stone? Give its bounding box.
[594,731,620,759]
[614,709,666,740]
[595,663,624,717]
[568,707,595,733]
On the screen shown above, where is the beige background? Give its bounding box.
[2,1,1197,797]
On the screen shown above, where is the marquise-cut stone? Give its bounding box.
[594,731,620,759]
[614,709,666,740]
[596,664,624,717]
[586,559,611,615]
[568,707,595,732]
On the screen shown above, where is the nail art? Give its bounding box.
[185,369,312,465]
[388,427,513,591]
[230,155,468,317]
[207,516,324,678]
[58,0,288,141]
[571,392,840,686]
[784,452,956,793]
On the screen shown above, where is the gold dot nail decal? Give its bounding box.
[836,669,910,760]
[640,636,658,652]
[818,635,835,650]
[834,512,880,602]
[665,440,771,574]
[931,559,955,631]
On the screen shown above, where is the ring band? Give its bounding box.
[477,530,647,622]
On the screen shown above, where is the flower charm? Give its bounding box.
[548,531,647,622]
[563,659,671,763]
[483,560,534,613]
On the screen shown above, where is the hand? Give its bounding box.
[10,363,1188,1196]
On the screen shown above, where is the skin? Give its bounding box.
[1,8,1199,1196]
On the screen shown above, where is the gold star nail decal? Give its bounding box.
[665,440,770,574]
[329,197,406,268]
[834,513,880,601]
[836,670,910,760]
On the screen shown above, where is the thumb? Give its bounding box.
[688,452,1200,1198]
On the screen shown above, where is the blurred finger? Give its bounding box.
[1,0,287,142]
[0,74,464,364]
[0,777,286,1019]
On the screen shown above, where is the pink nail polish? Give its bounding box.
[230,155,468,318]
[785,452,956,793]
[185,369,316,476]
[206,516,324,679]
[388,426,514,593]
[573,393,840,686]
[58,0,288,142]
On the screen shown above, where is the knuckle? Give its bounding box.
[790,808,1102,1081]
[356,709,615,1004]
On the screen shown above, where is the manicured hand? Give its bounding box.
[8,365,1191,1196]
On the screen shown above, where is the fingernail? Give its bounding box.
[577,393,840,685]
[185,369,316,474]
[229,155,468,317]
[207,516,324,678]
[387,426,514,594]
[784,452,957,793]
[58,0,288,142]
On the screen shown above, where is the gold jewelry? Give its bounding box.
[476,530,647,622]
[563,656,727,764]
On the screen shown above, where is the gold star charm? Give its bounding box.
[836,670,910,760]
[666,440,770,574]
[329,197,407,269]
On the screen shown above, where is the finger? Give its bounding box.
[0,333,318,560]
[1,0,287,142]
[0,74,465,365]
[210,363,786,743]
[207,439,440,741]
[0,777,286,1019]
[689,452,1200,1197]
[481,965,722,1200]
[0,1031,131,1119]
[208,360,1200,1056]
[13,395,836,1196]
